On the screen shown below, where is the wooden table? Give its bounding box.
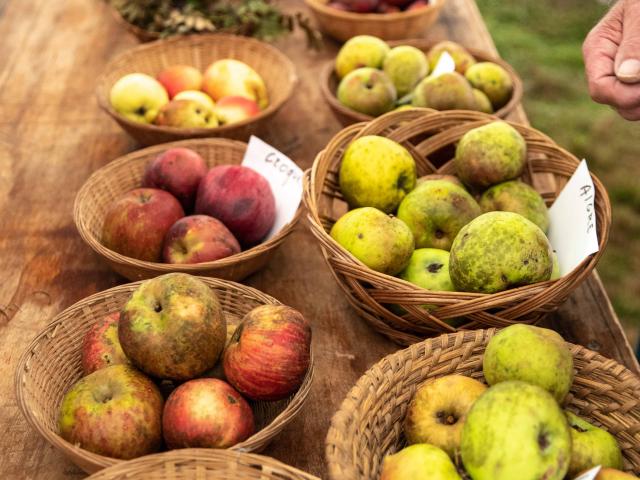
[0,0,637,477]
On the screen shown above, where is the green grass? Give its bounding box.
[476,0,640,342]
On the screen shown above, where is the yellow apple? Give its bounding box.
[202,59,268,109]
[154,99,219,128]
[174,90,216,111]
[109,73,169,124]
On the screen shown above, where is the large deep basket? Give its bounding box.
[304,109,611,345]
[15,278,314,474]
[325,329,640,479]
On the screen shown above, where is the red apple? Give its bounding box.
[377,2,401,12]
[195,165,276,247]
[58,365,163,459]
[156,65,203,99]
[81,312,130,375]
[215,96,261,126]
[407,0,429,10]
[102,188,185,262]
[384,0,413,6]
[223,305,311,401]
[328,1,350,10]
[162,215,241,264]
[343,0,379,12]
[142,147,208,212]
[162,378,254,449]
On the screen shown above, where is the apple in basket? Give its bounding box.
[202,59,269,109]
[224,305,312,401]
[593,469,639,479]
[214,96,261,125]
[174,90,216,111]
[154,99,219,128]
[156,64,203,99]
[109,73,168,124]
[81,312,130,375]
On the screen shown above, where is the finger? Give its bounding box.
[615,0,640,83]
[615,105,640,121]
[587,74,640,110]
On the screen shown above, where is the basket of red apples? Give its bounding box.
[74,138,301,281]
[305,0,445,42]
[15,273,314,474]
[96,34,297,146]
[326,326,640,480]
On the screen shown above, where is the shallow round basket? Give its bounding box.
[15,277,314,474]
[96,34,297,146]
[326,329,640,479]
[74,138,301,282]
[86,449,319,479]
[321,39,523,126]
[305,0,446,42]
[304,108,611,345]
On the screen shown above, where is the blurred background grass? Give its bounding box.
[475,0,640,347]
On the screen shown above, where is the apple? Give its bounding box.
[81,312,130,375]
[102,188,185,262]
[328,2,350,10]
[342,0,379,12]
[162,378,254,449]
[195,165,276,247]
[381,444,462,480]
[173,90,216,110]
[594,468,639,479]
[224,305,311,401]
[215,96,261,125]
[142,147,208,212]
[566,411,623,477]
[156,64,203,99]
[162,215,241,264]
[119,273,227,381]
[58,364,163,459]
[109,73,169,124]
[377,2,401,13]
[154,99,218,128]
[337,67,397,116]
[202,59,269,109]
[407,0,429,10]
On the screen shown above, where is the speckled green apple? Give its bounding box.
[383,45,429,97]
[472,88,493,113]
[335,35,390,79]
[381,444,462,480]
[417,174,466,189]
[566,411,623,477]
[412,72,477,111]
[551,251,561,280]
[482,324,574,403]
[465,62,513,109]
[426,41,476,74]
[330,207,414,275]
[450,211,553,293]
[339,135,416,213]
[399,248,454,292]
[337,68,397,116]
[480,180,550,232]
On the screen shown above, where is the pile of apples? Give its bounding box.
[331,120,560,303]
[58,273,312,460]
[380,324,635,480]
[109,59,268,128]
[102,147,276,264]
[328,0,428,14]
[334,36,513,117]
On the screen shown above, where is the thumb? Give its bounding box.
[616,0,640,83]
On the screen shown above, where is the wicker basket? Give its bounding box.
[86,449,319,479]
[321,40,523,126]
[325,329,640,479]
[14,278,314,474]
[74,138,301,282]
[305,0,446,42]
[96,34,297,146]
[304,109,611,345]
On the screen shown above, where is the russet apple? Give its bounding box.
[162,215,241,264]
[202,59,268,109]
[154,99,218,128]
[173,90,216,110]
[195,165,275,247]
[223,305,311,401]
[215,96,261,125]
[58,364,163,459]
[142,147,208,212]
[81,312,130,375]
[162,378,254,449]
[102,187,185,262]
[119,273,227,381]
[109,73,169,124]
[156,64,203,99]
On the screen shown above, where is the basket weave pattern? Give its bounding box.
[15,278,314,474]
[304,109,611,345]
[96,34,297,145]
[325,329,640,480]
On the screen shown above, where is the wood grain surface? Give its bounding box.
[0,0,637,478]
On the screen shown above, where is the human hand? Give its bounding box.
[583,0,640,120]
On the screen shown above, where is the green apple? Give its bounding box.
[381,444,462,480]
[383,45,429,97]
[339,135,416,213]
[566,411,623,477]
[399,248,454,292]
[551,250,561,280]
[330,207,414,276]
[335,35,390,79]
[412,72,477,111]
[461,380,571,480]
[337,67,397,116]
[154,99,219,128]
[109,73,169,124]
[479,180,550,233]
[416,174,466,189]
[482,324,574,403]
[426,41,477,74]
[465,62,514,110]
[404,374,487,457]
[450,211,553,293]
[472,88,493,113]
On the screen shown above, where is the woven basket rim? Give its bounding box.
[73,137,302,275]
[304,0,445,21]
[14,276,314,471]
[95,33,298,135]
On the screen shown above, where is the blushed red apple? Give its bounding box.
[81,312,130,375]
[142,147,208,212]
[162,215,241,264]
[195,165,276,246]
[162,378,254,448]
[223,305,312,401]
[408,0,429,10]
[343,0,379,12]
[102,188,185,262]
[156,65,203,99]
[215,96,261,125]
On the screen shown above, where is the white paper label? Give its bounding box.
[573,465,601,480]
[241,136,303,240]
[547,159,599,276]
[430,51,456,78]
